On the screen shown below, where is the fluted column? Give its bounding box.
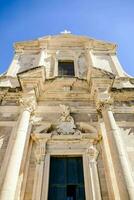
[32,139,48,200]
[101,103,134,200]
[87,145,102,200]
[0,96,36,200]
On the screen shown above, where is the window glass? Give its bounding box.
[58,61,75,77]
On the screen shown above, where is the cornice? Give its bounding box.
[13,34,117,52]
[17,66,46,96]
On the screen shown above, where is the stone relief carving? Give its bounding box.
[78,53,88,78]
[55,104,81,135]
[96,91,113,113]
[35,140,47,162]
[31,105,99,137]
[32,105,81,135]
[87,145,99,162]
[19,94,36,113]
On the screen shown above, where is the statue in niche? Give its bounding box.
[78,53,88,78]
[55,104,81,135]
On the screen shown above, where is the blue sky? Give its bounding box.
[0,0,134,76]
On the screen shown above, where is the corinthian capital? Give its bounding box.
[96,91,113,113]
[87,145,99,163]
[19,95,36,113]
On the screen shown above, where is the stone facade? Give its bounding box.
[0,32,134,200]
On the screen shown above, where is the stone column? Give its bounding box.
[87,145,102,200]
[0,96,35,200]
[101,103,134,200]
[32,139,48,200]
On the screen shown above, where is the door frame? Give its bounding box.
[41,139,94,200]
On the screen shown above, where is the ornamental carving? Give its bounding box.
[32,105,81,135]
[53,104,81,135]
[35,140,47,162]
[19,94,36,113]
[96,91,113,113]
[87,145,99,162]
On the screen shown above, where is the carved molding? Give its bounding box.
[19,92,36,113]
[96,91,113,113]
[31,133,51,163]
[87,145,99,162]
[35,141,47,163]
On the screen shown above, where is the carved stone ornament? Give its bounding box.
[52,104,81,135]
[35,140,47,162]
[30,115,42,125]
[87,145,99,162]
[96,91,113,113]
[19,95,36,113]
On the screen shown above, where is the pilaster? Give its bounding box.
[32,139,48,200]
[87,145,102,200]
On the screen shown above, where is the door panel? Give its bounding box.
[48,157,85,200]
[48,186,66,200]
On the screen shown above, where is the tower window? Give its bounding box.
[58,61,75,77]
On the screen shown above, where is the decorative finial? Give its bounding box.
[60,30,71,34]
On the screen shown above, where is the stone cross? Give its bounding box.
[60,30,71,34]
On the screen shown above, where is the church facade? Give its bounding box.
[0,32,134,200]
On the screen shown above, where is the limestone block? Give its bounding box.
[0,126,12,169]
[24,145,36,200]
[18,53,39,73]
[114,113,134,122]
[77,53,88,78]
[0,112,19,121]
[93,53,113,73]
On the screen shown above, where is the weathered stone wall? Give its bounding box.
[97,144,110,200]
[0,126,12,169]
[113,111,134,181]
[24,143,36,200]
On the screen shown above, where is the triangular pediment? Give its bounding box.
[14,33,116,52]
